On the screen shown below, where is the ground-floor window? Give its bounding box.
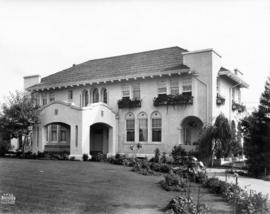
[183,127,191,145]
[151,111,162,142]
[138,112,148,142]
[46,123,70,144]
[126,112,135,142]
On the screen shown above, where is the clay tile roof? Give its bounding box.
[29,46,188,90]
[218,67,249,88]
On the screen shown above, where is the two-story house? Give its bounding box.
[25,46,248,159]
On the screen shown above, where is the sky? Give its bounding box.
[0,0,269,111]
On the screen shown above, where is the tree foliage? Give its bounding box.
[241,77,270,177]
[0,91,39,152]
[198,113,233,166]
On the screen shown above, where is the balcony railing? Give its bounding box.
[232,100,246,113]
[153,93,193,106]
[44,144,70,152]
[216,93,226,105]
[118,97,142,109]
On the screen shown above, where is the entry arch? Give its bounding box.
[89,122,113,158]
[181,116,203,146]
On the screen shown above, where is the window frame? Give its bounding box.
[151,111,162,142]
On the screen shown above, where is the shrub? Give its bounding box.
[69,156,75,161]
[160,173,187,192]
[150,162,162,172]
[195,171,208,184]
[132,159,156,176]
[0,140,11,156]
[82,154,89,161]
[153,148,160,163]
[203,177,269,214]
[164,195,208,214]
[171,145,187,163]
[160,164,171,173]
[123,158,136,167]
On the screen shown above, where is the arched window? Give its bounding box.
[151,111,161,142]
[101,88,107,104]
[138,112,148,142]
[126,112,135,142]
[82,89,89,107]
[92,88,99,103]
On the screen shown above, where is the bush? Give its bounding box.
[160,164,171,173]
[164,195,208,214]
[160,173,187,192]
[153,148,160,163]
[195,171,208,184]
[171,145,187,163]
[69,156,75,161]
[82,154,89,161]
[132,159,156,176]
[203,177,269,214]
[0,140,11,156]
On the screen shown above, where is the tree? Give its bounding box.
[0,91,39,153]
[241,77,270,177]
[198,113,232,166]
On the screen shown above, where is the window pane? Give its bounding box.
[152,130,161,142]
[182,79,192,93]
[170,79,179,95]
[184,127,191,145]
[68,90,73,100]
[93,88,99,103]
[49,93,55,102]
[122,85,130,97]
[152,118,161,142]
[139,119,148,141]
[158,80,167,94]
[50,124,57,141]
[133,83,140,99]
[126,119,135,141]
[127,130,135,141]
[102,89,107,103]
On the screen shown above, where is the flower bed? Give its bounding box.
[203,177,269,214]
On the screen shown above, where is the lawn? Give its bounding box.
[0,158,232,214]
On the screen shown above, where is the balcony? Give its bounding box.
[216,93,226,105]
[153,93,193,107]
[232,100,246,113]
[118,97,142,109]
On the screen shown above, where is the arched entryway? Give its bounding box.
[181,116,203,146]
[89,123,111,158]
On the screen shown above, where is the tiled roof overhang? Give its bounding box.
[218,67,249,88]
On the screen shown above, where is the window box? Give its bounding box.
[216,93,226,105]
[153,93,193,106]
[232,100,246,113]
[44,144,70,152]
[118,97,142,109]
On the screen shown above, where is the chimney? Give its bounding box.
[23,75,41,90]
[234,69,243,76]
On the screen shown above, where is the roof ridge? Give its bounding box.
[41,46,187,82]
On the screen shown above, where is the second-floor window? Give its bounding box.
[92,88,99,103]
[170,79,179,95]
[82,90,89,107]
[122,84,130,98]
[68,90,73,100]
[158,80,167,95]
[132,83,140,100]
[182,78,192,95]
[42,94,47,106]
[49,93,55,102]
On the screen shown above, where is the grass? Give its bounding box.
[0,158,233,213]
